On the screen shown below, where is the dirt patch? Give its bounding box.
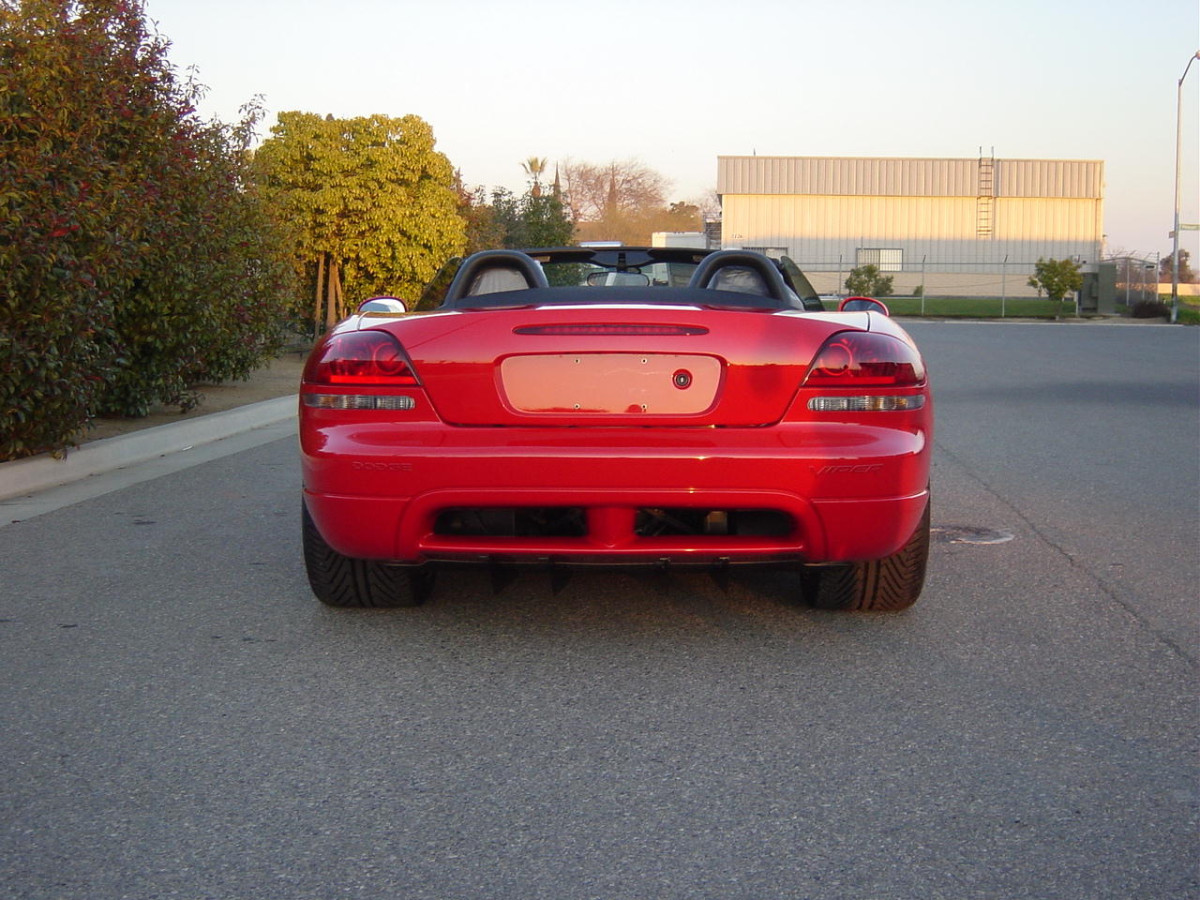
[81,350,308,444]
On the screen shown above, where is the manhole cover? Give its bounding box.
[931,525,1015,545]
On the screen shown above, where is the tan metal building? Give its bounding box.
[717,155,1105,297]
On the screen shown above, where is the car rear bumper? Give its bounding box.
[301,420,930,565]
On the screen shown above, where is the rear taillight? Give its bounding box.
[803,332,925,388]
[303,331,420,386]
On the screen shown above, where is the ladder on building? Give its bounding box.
[977,151,995,238]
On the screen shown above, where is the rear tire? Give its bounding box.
[302,503,430,607]
[804,502,930,612]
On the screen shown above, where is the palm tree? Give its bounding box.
[521,156,548,197]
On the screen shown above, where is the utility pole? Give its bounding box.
[1171,51,1200,323]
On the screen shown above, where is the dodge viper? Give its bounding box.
[299,247,932,611]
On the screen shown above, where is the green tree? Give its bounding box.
[252,112,466,327]
[522,191,575,247]
[845,264,895,298]
[1028,257,1083,318]
[454,174,505,255]
[1160,248,1195,284]
[1,0,293,456]
[458,159,574,252]
[491,188,574,249]
[662,201,702,231]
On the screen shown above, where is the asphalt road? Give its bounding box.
[1,323,1196,899]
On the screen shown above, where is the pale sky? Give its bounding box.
[144,0,1198,261]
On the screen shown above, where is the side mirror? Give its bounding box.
[839,296,890,316]
[358,296,408,314]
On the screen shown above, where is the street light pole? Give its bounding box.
[1171,51,1200,323]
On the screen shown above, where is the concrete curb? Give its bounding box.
[0,395,297,502]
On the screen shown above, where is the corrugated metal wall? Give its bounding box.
[997,159,1104,199]
[717,156,1103,199]
[722,195,1104,243]
[717,156,1105,286]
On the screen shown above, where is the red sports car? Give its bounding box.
[299,247,932,611]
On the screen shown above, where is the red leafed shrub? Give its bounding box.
[0,0,296,459]
[1130,299,1170,319]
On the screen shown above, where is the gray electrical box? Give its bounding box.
[1080,263,1117,314]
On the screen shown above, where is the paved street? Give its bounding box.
[1,323,1196,899]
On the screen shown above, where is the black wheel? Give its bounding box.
[302,503,431,607]
[804,501,930,612]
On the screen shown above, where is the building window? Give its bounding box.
[857,248,903,272]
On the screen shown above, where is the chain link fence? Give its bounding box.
[1103,253,1161,308]
[744,248,1166,310]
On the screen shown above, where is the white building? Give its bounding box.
[717,155,1105,297]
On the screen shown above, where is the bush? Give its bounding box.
[845,264,894,298]
[99,105,296,416]
[0,0,295,457]
[1130,299,1170,319]
[2,0,136,457]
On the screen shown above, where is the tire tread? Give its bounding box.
[302,504,426,607]
[807,502,930,612]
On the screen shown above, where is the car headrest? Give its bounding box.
[443,250,549,306]
[687,250,792,303]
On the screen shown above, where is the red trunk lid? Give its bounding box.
[376,306,851,427]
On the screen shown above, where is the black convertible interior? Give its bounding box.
[431,247,825,312]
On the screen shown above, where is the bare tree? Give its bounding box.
[692,189,722,222]
[559,158,670,223]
